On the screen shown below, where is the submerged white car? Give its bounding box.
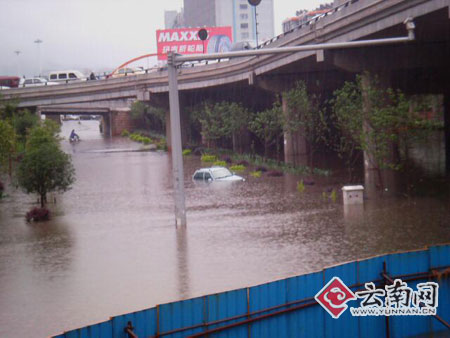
[192,167,245,182]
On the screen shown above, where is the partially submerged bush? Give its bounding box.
[297,180,305,193]
[182,149,192,156]
[213,160,227,167]
[26,207,50,222]
[230,164,246,172]
[156,138,167,151]
[201,154,217,163]
[250,171,262,178]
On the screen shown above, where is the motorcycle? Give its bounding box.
[69,135,80,143]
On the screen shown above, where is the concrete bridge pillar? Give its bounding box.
[282,93,308,167]
[101,113,112,137]
[110,108,132,136]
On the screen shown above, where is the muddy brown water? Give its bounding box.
[0,120,449,337]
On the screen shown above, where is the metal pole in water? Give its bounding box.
[167,52,187,226]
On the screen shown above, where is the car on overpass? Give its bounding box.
[48,70,87,83]
[110,67,145,78]
[19,77,58,87]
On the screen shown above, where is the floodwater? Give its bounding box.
[0,120,449,337]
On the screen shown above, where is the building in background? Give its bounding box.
[282,3,333,33]
[164,0,274,47]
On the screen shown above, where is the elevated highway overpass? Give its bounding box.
[2,0,448,106]
[1,0,449,172]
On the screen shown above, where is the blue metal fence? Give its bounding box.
[53,244,449,338]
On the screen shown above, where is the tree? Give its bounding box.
[249,100,284,158]
[0,119,15,175]
[330,74,435,184]
[12,109,38,143]
[193,101,250,151]
[17,126,75,207]
[283,81,325,167]
[130,101,165,133]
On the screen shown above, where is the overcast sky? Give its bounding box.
[0,0,330,77]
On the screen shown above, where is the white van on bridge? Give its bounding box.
[48,70,87,83]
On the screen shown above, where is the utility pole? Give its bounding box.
[167,52,187,227]
[34,39,43,76]
[14,50,21,76]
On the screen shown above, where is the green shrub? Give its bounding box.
[330,189,337,202]
[230,164,245,171]
[182,149,192,156]
[297,180,305,193]
[213,160,227,167]
[250,171,261,178]
[121,129,130,137]
[201,154,217,163]
[130,133,140,141]
[142,137,152,145]
[156,139,167,151]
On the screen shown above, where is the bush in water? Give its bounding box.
[26,207,50,222]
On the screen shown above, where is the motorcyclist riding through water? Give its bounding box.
[70,129,80,142]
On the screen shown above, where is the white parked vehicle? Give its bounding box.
[192,167,245,182]
[48,70,87,83]
[20,77,58,87]
[110,67,145,78]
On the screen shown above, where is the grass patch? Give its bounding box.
[182,149,192,156]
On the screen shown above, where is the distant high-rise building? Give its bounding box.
[164,10,178,29]
[164,0,274,47]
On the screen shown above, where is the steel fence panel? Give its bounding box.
[285,272,324,338]
[158,296,205,338]
[357,256,388,338]
[206,289,248,338]
[249,279,287,337]
[323,262,359,338]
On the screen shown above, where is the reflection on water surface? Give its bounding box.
[0,120,448,337]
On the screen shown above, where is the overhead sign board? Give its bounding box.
[156,26,233,60]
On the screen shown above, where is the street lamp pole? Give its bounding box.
[248,0,261,48]
[14,50,21,76]
[34,39,43,76]
[167,52,187,227]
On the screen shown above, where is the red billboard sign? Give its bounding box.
[156,26,233,60]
